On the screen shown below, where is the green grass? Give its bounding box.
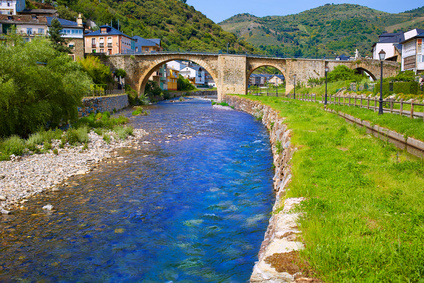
[327,104,424,141]
[235,95,424,282]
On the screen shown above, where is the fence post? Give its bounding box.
[360,96,363,108]
[400,99,403,116]
[410,100,414,119]
[390,99,393,113]
[314,94,317,103]
[367,97,370,109]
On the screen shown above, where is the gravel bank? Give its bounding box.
[0,128,147,213]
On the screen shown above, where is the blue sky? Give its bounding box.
[186,0,424,23]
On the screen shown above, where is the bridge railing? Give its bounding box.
[287,93,424,120]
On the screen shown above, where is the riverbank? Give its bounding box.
[224,95,312,282]
[227,94,424,282]
[0,128,147,214]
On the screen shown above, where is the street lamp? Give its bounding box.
[378,49,386,115]
[325,66,329,106]
[293,74,296,99]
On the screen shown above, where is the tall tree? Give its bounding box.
[48,18,72,53]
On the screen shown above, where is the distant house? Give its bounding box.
[372,29,424,63]
[167,67,179,91]
[336,54,350,61]
[0,0,25,15]
[46,15,84,60]
[166,60,187,71]
[133,36,161,53]
[84,25,135,55]
[401,31,424,75]
[269,75,285,86]
[0,14,47,37]
[180,65,206,85]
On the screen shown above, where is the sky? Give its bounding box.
[186,0,424,23]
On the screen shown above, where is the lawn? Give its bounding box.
[238,95,424,282]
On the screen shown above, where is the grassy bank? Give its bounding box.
[237,95,424,282]
[326,104,424,142]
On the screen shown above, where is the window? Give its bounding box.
[99,43,104,48]
[418,39,423,54]
[91,38,96,48]
[100,49,104,53]
[92,49,96,53]
[26,28,32,35]
[145,47,149,51]
[38,28,44,34]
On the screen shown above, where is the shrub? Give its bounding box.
[2,135,25,156]
[103,133,111,144]
[113,125,133,140]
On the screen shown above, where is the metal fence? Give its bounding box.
[287,93,424,120]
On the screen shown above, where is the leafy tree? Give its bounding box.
[0,35,92,137]
[177,75,195,91]
[48,18,72,53]
[327,65,364,83]
[78,56,113,86]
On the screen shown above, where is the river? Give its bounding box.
[0,97,274,282]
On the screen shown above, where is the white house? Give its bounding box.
[180,65,206,85]
[401,31,424,74]
[166,60,187,72]
[372,29,424,62]
[0,0,25,15]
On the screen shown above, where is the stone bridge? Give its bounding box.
[106,53,400,101]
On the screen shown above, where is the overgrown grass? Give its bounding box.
[327,104,424,141]
[0,111,131,160]
[237,95,424,282]
[297,80,349,96]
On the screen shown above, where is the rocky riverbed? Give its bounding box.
[0,128,148,214]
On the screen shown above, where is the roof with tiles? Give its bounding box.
[45,16,80,27]
[0,14,48,25]
[85,25,132,38]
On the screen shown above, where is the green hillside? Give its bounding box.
[49,0,256,53]
[220,4,424,58]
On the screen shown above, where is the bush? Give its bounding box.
[113,125,133,140]
[1,135,25,156]
[64,126,89,145]
[177,75,195,91]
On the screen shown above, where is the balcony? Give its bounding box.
[91,44,96,48]
[99,43,104,48]
[107,43,112,48]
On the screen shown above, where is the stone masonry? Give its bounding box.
[78,94,129,117]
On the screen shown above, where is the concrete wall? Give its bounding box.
[78,94,129,117]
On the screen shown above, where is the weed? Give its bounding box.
[113,125,133,140]
[53,148,58,155]
[1,136,25,156]
[276,140,283,154]
[103,134,111,144]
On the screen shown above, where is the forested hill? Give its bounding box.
[47,0,256,53]
[219,4,424,58]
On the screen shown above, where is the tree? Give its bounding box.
[0,35,92,137]
[177,75,195,91]
[48,18,72,53]
[78,56,113,86]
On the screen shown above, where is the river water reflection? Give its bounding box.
[0,97,274,282]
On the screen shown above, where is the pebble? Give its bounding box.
[42,204,54,211]
[0,128,148,211]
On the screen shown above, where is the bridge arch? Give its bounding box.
[354,67,377,81]
[135,55,219,97]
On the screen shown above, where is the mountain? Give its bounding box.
[219,4,424,58]
[50,0,256,53]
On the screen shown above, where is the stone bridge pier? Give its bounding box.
[106,53,400,102]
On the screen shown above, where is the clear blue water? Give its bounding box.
[0,98,274,282]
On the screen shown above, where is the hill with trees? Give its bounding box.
[37,0,256,53]
[219,4,424,58]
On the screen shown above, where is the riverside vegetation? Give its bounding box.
[236,95,424,282]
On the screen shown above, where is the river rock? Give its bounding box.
[42,204,54,211]
[1,209,11,215]
[0,196,6,201]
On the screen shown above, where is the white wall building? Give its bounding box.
[166,60,187,72]
[401,32,424,74]
[0,0,25,15]
[180,65,206,85]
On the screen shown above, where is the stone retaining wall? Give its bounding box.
[79,94,129,117]
[223,95,307,282]
[169,90,217,97]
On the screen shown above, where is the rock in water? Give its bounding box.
[42,204,54,211]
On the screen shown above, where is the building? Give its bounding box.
[180,65,206,86]
[84,25,135,55]
[149,64,167,90]
[133,36,161,53]
[167,67,179,91]
[0,14,47,38]
[372,29,424,63]
[401,31,424,74]
[268,75,285,86]
[46,15,84,60]
[166,60,187,71]
[0,0,25,15]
